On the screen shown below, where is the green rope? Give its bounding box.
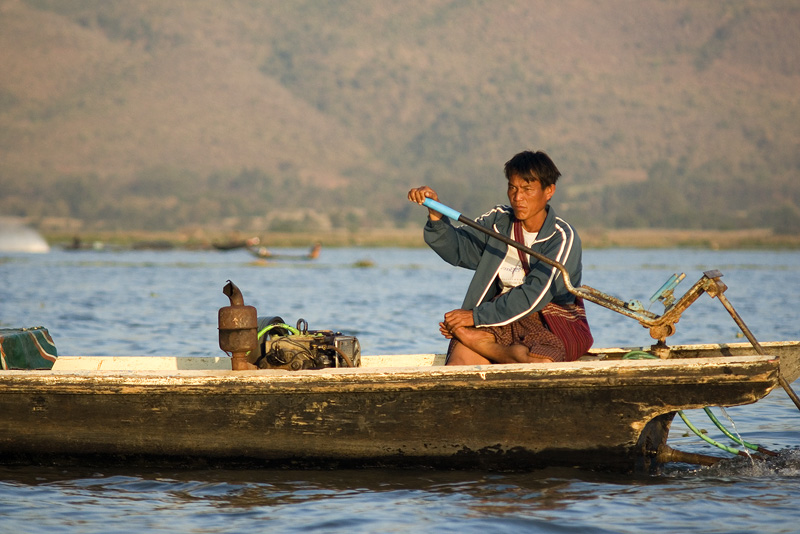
[677,410,745,456]
[704,407,755,450]
[248,323,302,359]
[257,323,301,340]
[703,407,774,454]
[622,350,658,360]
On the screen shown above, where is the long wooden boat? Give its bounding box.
[1,329,798,473]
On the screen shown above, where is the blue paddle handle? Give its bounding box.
[422,198,462,221]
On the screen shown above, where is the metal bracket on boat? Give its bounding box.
[649,273,686,309]
[576,270,728,348]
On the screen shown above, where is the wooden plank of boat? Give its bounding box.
[46,340,800,381]
[588,340,800,383]
[1,341,796,472]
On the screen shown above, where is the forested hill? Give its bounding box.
[2,0,799,235]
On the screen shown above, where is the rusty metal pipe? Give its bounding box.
[222,279,245,307]
[655,444,724,467]
[715,292,765,355]
[219,280,258,371]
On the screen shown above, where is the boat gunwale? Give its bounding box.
[0,354,782,391]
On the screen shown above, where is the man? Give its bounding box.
[408,150,591,365]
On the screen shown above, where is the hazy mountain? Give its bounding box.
[2,0,798,234]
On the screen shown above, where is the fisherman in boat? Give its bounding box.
[408,150,592,365]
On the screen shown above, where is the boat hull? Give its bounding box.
[0,353,784,472]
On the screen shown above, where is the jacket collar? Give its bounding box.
[495,205,556,241]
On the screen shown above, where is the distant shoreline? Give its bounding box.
[43,227,800,251]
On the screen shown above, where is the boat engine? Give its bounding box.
[251,316,361,370]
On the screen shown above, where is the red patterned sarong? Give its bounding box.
[540,297,593,362]
[445,311,567,363]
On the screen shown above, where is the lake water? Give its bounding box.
[1,246,799,533]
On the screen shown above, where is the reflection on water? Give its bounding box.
[3,452,800,534]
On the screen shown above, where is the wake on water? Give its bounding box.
[664,449,800,478]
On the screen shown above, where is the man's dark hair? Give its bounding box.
[504,150,561,188]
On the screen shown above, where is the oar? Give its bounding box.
[421,198,620,311]
[420,198,724,325]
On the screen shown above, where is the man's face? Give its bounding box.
[507,173,555,228]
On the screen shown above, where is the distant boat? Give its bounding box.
[63,237,105,251]
[212,236,260,251]
[248,242,321,260]
[0,217,49,253]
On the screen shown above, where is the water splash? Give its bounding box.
[707,449,800,477]
[718,406,754,465]
[662,449,800,479]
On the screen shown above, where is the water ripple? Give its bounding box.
[2,248,800,532]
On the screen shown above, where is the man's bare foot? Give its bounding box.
[451,325,495,348]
